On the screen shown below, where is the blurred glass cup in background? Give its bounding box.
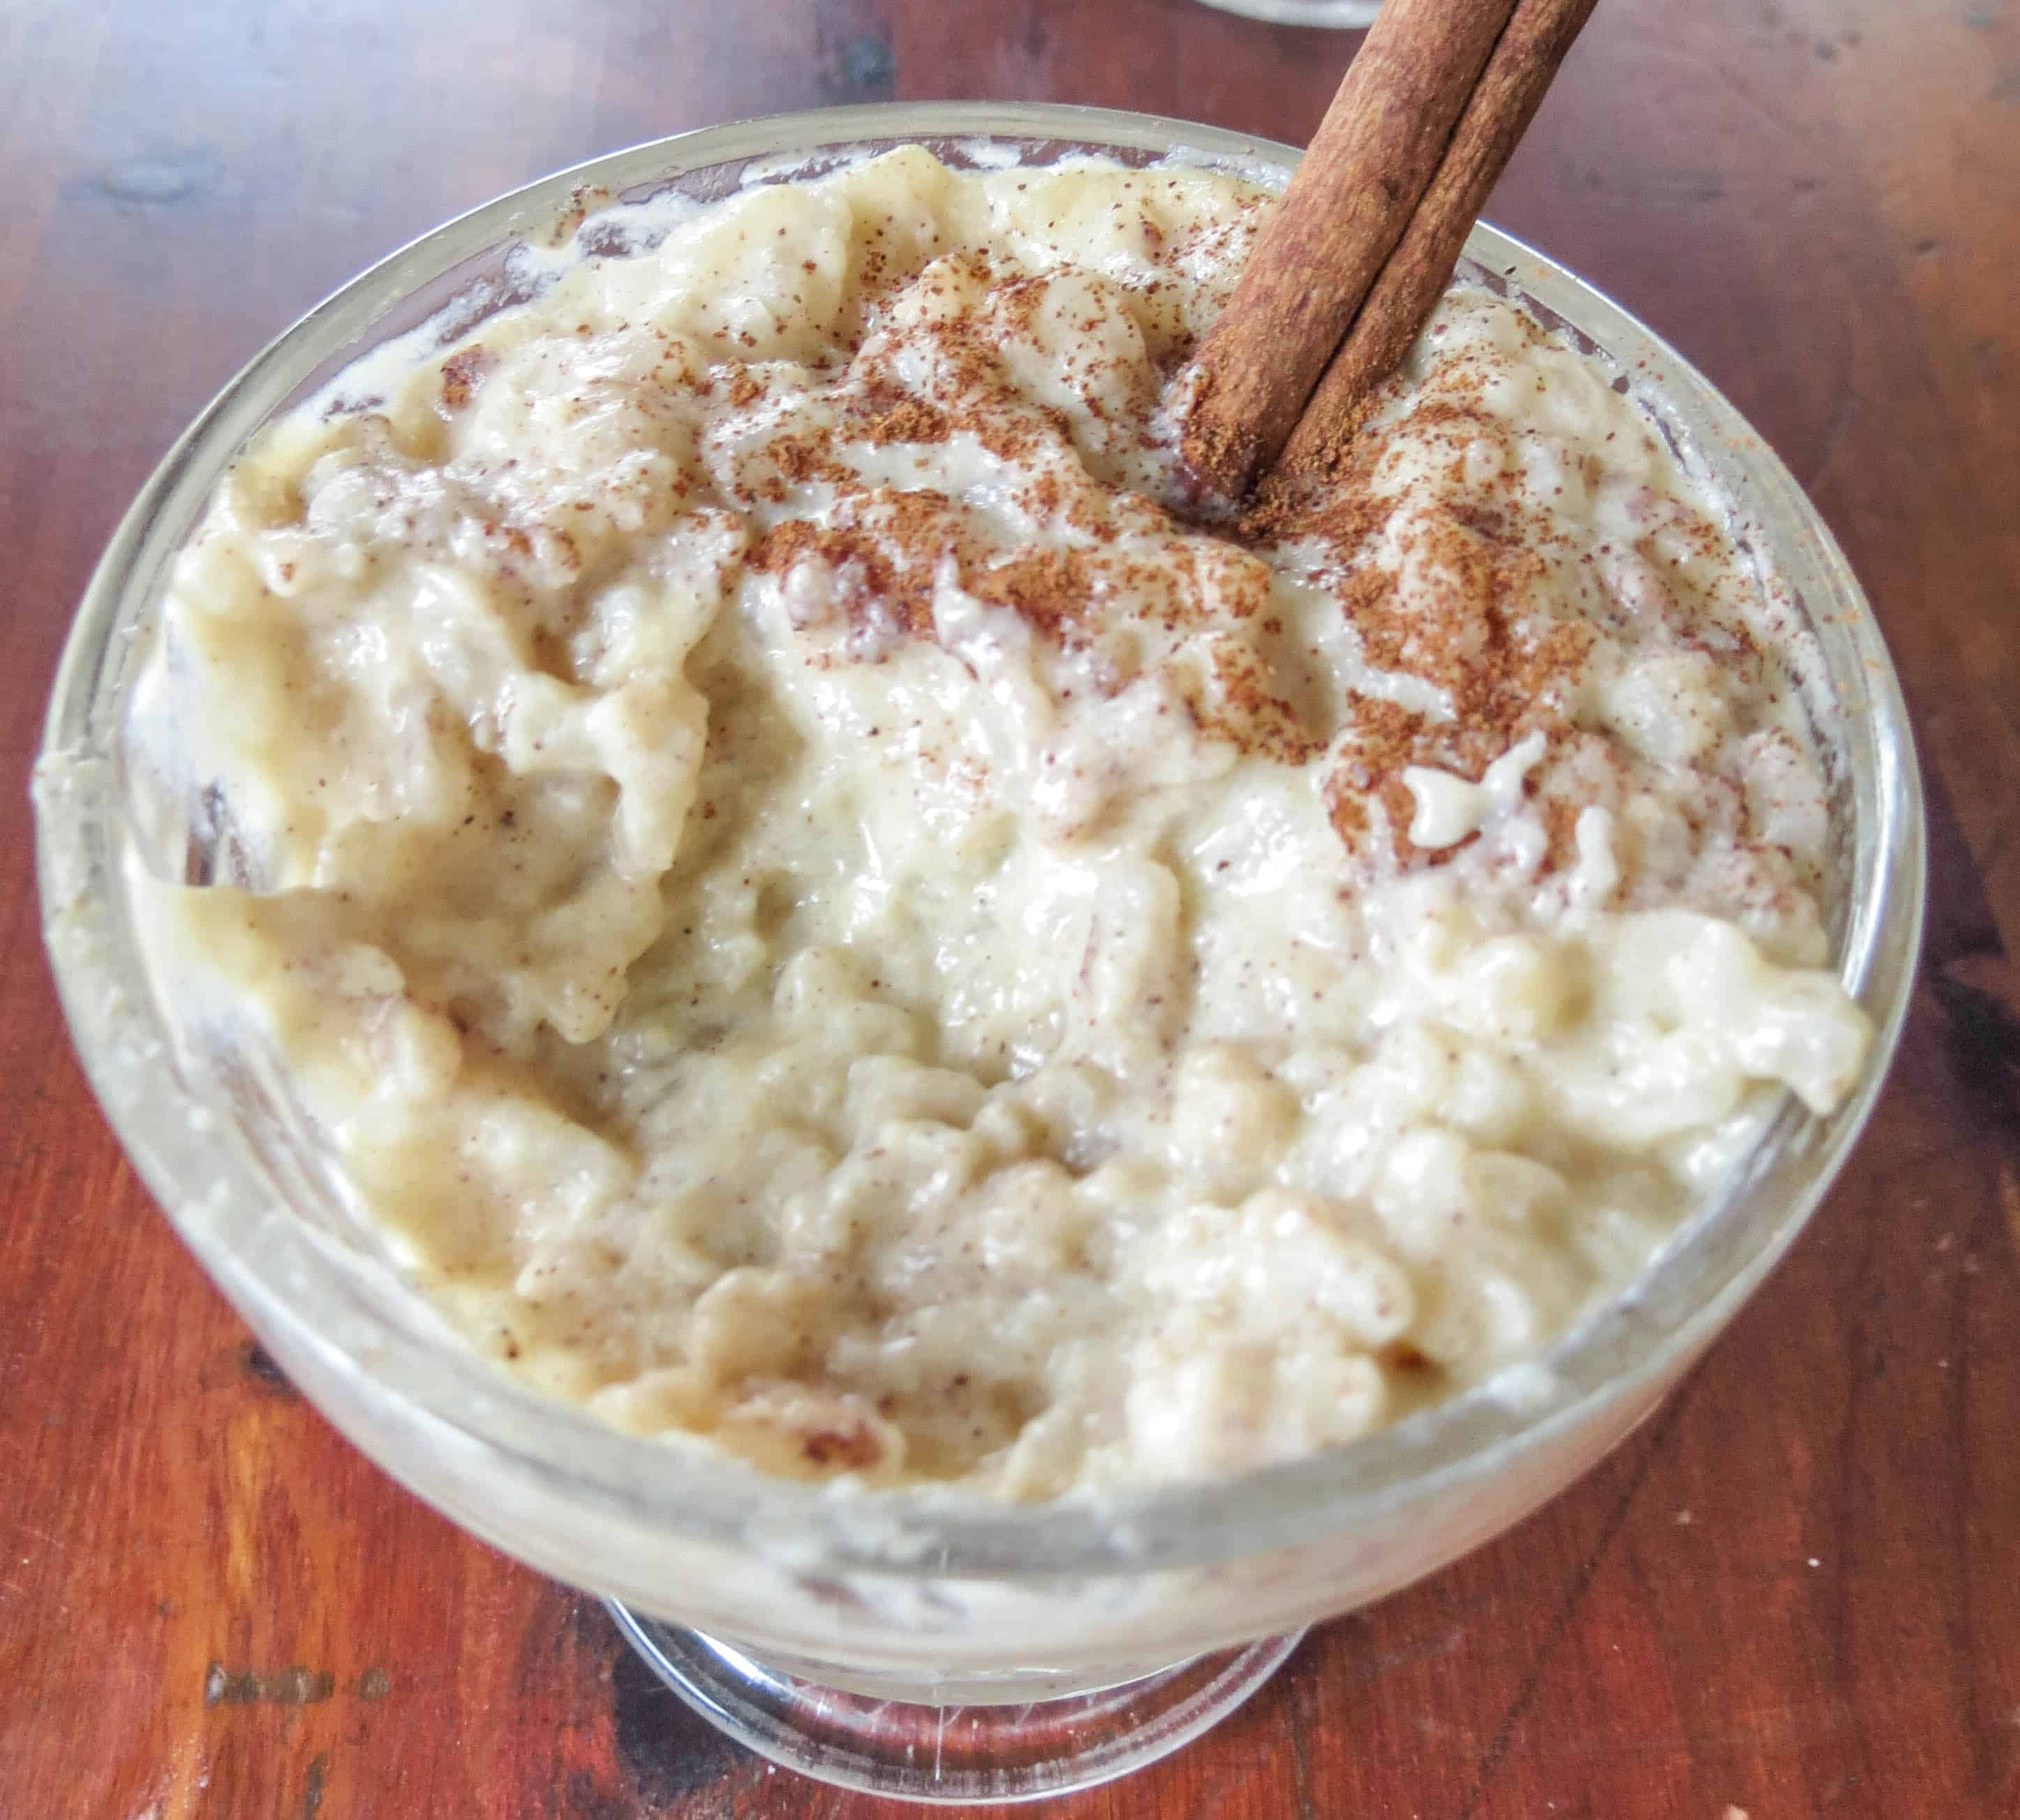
[1194,0,1381,24]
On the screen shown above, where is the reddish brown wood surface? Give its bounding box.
[3,2,2018,1814]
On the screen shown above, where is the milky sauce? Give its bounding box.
[131,149,1866,1497]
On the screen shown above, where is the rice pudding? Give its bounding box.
[130,147,1869,1498]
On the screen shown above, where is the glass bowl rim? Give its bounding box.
[36,99,1926,1582]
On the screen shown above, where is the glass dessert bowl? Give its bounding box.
[35,102,1922,1805]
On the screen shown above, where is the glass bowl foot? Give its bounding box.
[606,1603,1303,1805]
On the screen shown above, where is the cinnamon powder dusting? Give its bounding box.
[722,217,1634,878]
[1240,386,1598,870]
[440,346,494,410]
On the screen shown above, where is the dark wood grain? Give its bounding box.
[4,1,2018,1814]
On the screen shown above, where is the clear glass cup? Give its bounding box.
[1194,0,1383,23]
[34,101,1923,1805]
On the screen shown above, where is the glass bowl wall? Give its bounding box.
[36,102,1922,1691]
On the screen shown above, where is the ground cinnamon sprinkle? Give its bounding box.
[704,202,1672,885]
[720,369,765,410]
[439,346,494,410]
[750,488,973,640]
[852,399,952,446]
[1201,639,1326,766]
[798,1421,884,1470]
[1235,385,1599,871]
[768,432,858,490]
[970,549,1099,646]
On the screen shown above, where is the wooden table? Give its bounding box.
[4,1,2017,1813]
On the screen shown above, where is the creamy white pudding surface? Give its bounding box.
[133,147,1869,1497]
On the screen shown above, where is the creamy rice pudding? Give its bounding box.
[131,147,1869,1498]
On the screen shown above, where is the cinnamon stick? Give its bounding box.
[1178,0,1521,498]
[1277,0,1601,478]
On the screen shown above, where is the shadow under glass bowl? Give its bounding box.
[34,101,1922,1804]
